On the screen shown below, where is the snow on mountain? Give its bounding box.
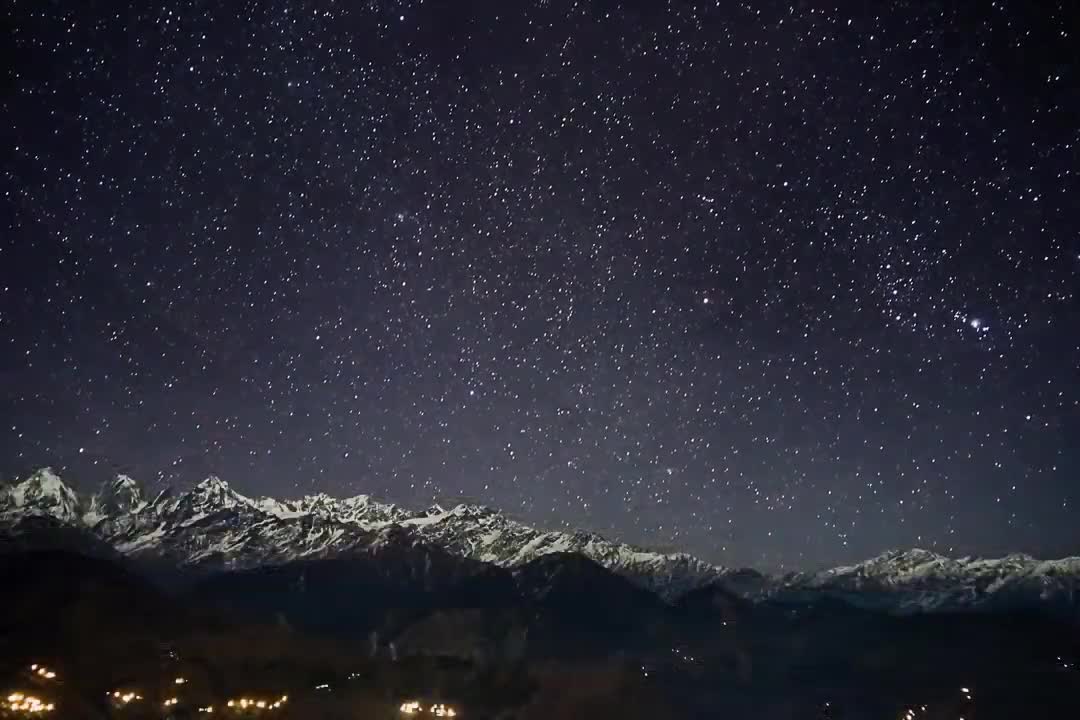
[783,548,1080,614]
[84,474,146,526]
[395,502,731,597]
[1,468,1078,614]
[256,492,410,527]
[804,548,1080,591]
[0,468,83,524]
[0,468,729,594]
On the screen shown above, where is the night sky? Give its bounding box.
[3,0,1078,570]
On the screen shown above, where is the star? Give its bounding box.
[2,0,1076,571]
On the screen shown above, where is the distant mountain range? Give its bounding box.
[2,467,1079,617]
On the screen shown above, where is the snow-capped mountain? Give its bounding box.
[782,548,1080,615]
[2,468,1078,615]
[83,474,146,525]
[0,468,83,524]
[0,468,732,596]
[390,502,736,597]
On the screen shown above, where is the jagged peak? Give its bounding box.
[447,503,498,519]
[12,467,72,496]
[184,475,255,510]
[17,467,75,494]
[339,493,407,517]
[195,475,231,491]
[111,473,141,491]
[97,473,144,499]
[876,547,940,560]
[85,473,147,523]
[848,547,949,568]
[1,467,82,522]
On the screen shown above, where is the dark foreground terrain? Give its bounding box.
[1,548,1078,719]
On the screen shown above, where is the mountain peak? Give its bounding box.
[195,475,231,491]
[874,548,946,563]
[23,467,70,493]
[0,467,82,523]
[84,473,147,525]
[448,503,497,520]
[102,474,144,502]
[185,475,254,511]
[112,474,140,492]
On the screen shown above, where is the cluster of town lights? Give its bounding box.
[28,666,55,681]
[100,683,287,715]
[108,690,143,705]
[226,695,289,711]
[5,693,54,714]
[399,700,457,716]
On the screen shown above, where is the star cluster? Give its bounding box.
[2,0,1078,569]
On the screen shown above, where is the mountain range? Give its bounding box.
[2,467,1079,617]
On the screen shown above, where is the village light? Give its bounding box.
[221,695,289,712]
[5,691,55,714]
[400,699,422,714]
[109,690,143,705]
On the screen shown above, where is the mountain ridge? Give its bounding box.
[2,467,1079,615]
[0,467,735,597]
